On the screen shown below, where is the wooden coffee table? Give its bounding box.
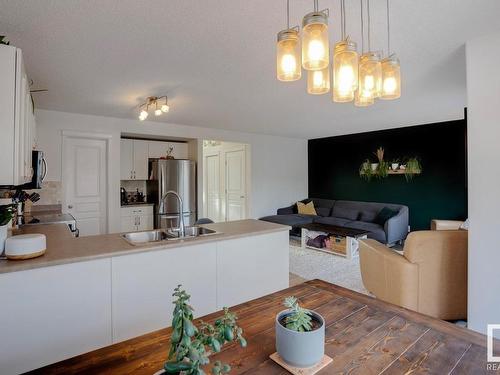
[31,280,497,374]
[299,223,370,259]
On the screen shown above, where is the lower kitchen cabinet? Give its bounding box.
[120,205,153,232]
[111,242,217,342]
[0,259,112,375]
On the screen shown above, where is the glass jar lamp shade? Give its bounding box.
[381,55,401,99]
[307,66,330,95]
[276,29,301,81]
[358,52,382,100]
[302,12,329,71]
[333,40,358,102]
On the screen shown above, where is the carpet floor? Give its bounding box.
[289,237,369,295]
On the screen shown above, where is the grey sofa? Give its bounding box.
[260,198,409,245]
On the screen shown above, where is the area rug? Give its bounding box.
[289,237,369,295]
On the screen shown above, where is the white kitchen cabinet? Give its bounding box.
[0,259,112,375]
[0,45,36,186]
[120,205,153,232]
[120,139,149,180]
[111,242,217,342]
[216,231,289,308]
[148,140,188,159]
[120,139,133,180]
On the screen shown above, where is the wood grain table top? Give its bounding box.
[299,223,370,238]
[29,280,499,375]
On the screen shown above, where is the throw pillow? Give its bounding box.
[297,201,317,215]
[374,207,399,226]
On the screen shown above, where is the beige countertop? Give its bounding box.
[0,219,289,274]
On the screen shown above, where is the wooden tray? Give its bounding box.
[270,352,333,375]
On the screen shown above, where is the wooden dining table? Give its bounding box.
[30,279,498,374]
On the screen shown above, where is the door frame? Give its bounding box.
[61,130,112,233]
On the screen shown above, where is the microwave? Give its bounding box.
[23,150,47,189]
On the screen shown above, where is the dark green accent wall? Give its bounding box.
[308,119,468,230]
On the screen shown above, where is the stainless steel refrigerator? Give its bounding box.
[147,159,197,229]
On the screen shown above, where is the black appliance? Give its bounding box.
[22,151,47,189]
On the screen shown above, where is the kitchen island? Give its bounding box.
[0,219,290,375]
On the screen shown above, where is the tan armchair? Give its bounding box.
[359,228,468,320]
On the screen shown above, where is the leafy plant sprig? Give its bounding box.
[283,296,312,332]
[404,157,422,181]
[0,204,15,226]
[359,159,373,181]
[164,285,247,375]
[0,36,10,46]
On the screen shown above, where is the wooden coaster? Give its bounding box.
[269,352,333,375]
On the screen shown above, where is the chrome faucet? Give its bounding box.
[161,190,185,237]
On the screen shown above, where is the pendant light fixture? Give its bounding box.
[307,66,330,94]
[381,0,401,99]
[302,0,329,71]
[356,0,381,106]
[333,0,358,102]
[277,0,301,81]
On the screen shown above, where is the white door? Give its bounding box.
[64,137,108,236]
[204,152,222,222]
[120,139,133,180]
[225,149,246,221]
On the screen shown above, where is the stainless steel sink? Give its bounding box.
[167,226,218,238]
[122,226,219,245]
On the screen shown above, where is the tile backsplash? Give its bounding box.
[25,181,63,205]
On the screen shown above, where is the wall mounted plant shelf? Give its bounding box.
[359,147,422,182]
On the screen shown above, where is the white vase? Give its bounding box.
[391,163,399,170]
[0,224,8,253]
[371,163,379,171]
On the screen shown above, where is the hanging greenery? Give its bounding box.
[0,36,10,46]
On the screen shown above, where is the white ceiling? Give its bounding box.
[1,0,499,139]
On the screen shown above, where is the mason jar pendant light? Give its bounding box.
[277,0,301,82]
[302,0,329,71]
[381,0,401,99]
[333,0,358,102]
[307,66,330,94]
[356,0,381,106]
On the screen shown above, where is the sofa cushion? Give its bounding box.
[374,207,399,226]
[346,221,387,243]
[313,216,352,227]
[315,206,331,217]
[331,204,359,221]
[260,214,314,227]
[297,201,317,215]
[359,210,378,223]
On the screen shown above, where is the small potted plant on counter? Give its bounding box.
[275,296,325,368]
[157,285,247,375]
[404,157,422,181]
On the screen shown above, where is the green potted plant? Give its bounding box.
[359,159,373,181]
[0,204,14,253]
[275,296,325,368]
[157,285,247,375]
[404,157,422,181]
[0,36,10,45]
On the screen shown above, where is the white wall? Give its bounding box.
[34,109,307,233]
[466,33,500,338]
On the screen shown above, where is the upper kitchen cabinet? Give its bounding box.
[148,140,188,159]
[120,139,149,180]
[0,45,36,186]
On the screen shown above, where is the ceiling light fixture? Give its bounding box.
[276,0,401,107]
[380,0,401,100]
[333,0,358,102]
[302,0,329,71]
[138,96,169,121]
[276,0,301,82]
